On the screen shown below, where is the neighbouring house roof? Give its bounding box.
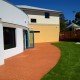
[67,23,80,28]
[17,5,62,14]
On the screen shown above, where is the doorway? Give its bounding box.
[23,30,29,50]
[29,31,34,48]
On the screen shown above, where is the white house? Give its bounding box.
[0,0,29,65]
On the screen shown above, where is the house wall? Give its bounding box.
[0,22,25,65]
[0,1,28,27]
[18,6,60,43]
[4,28,24,59]
[0,1,29,65]
[0,23,4,65]
[30,24,60,43]
[28,14,59,25]
[28,14,60,43]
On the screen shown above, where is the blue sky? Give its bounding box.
[8,0,80,20]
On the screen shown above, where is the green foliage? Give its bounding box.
[41,42,80,80]
[73,12,80,26]
[60,14,67,31]
[60,19,67,31]
[75,12,80,20]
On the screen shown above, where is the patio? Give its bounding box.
[0,43,60,80]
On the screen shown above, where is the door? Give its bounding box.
[23,30,29,50]
[29,31,34,48]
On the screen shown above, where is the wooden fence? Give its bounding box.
[59,30,80,42]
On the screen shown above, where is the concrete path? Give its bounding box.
[0,43,60,80]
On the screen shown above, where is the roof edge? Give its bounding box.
[17,5,62,14]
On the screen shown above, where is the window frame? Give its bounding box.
[31,19,37,23]
[3,27,16,50]
[45,12,50,18]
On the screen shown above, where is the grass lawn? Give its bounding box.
[41,42,80,80]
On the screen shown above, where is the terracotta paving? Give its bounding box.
[0,43,60,80]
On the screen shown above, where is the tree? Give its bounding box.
[73,12,80,25]
[75,12,80,20]
[60,14,68,31]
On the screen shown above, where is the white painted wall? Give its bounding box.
[0,1,29,65]
[28,14,59,25]
[0,23,4,65]
[4,28,24,59]
[0,25,24,65]
[0,0,28,27]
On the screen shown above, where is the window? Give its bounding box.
[31,19,36,23]
[3,27,16,50]
[45,12,50,18]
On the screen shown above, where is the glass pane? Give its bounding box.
[3,27,16,50]
[29,31,34,48]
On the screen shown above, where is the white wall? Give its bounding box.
[0,24,25,65]
[0,23,4,65]
[0,1,29,65]
[4,28,24,59]
[28,14,59,25]
[0,1,28,27]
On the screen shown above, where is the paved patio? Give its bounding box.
[0,43,60,80]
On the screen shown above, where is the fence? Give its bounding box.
[60,30,80,42]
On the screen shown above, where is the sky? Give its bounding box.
[7,0,80,20]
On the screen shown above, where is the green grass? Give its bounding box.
[41,42,80,80]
